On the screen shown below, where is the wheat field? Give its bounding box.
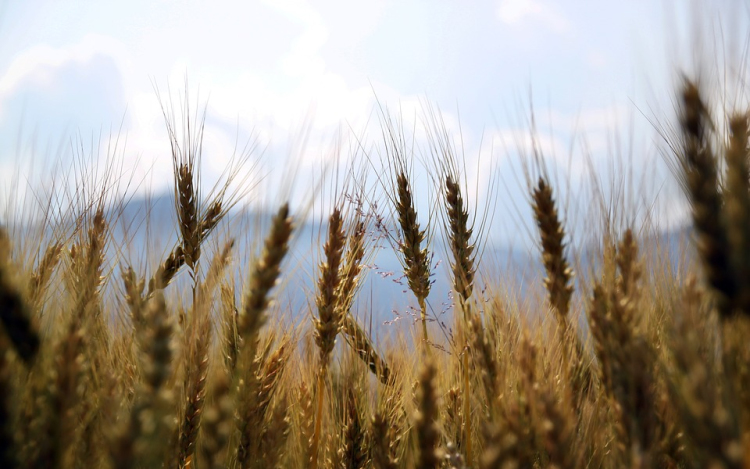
[0,72,749,469]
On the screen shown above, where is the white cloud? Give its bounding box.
[0,35,136,207]
[0,34,130,104]
[261,0,329,77]
[496,0,570,33]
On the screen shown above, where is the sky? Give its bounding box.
[0,0,747,247]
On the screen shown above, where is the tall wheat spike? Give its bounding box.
[394,171,432,352]
[147,188,225,298]
[175,162,200,275]
[310,208,346,469]
[587,230,660,466]
[532,177,573,323]
[231,203,293,467]
[679,81,737,319]
[444,174,477,466]
[237,203,293,358]
[445,175,476,309]
[724,114,750,316]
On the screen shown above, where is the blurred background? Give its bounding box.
[0,1,748,323]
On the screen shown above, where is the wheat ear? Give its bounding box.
[199,371,233,469]
[237,203,293,360]
[236,340,291,468]
[587,231,658,465]
[530,177,593,401]
[679,81,737,318]
[299,381,315,466]
[310,208,346,469]
[338,388,368,469]
[395,171,432,351]
[26,307,86,468]
[532,177,573,323]
[444,174,478,466]
[175,162,200,276]
[28,241,63,312]
[231,204,293,466]
[724,114,750,315]
[371,411,399,469]
[147,199,225,298]
[415,359,442,469]
[0,229,39,363]
[445,175,476,309]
